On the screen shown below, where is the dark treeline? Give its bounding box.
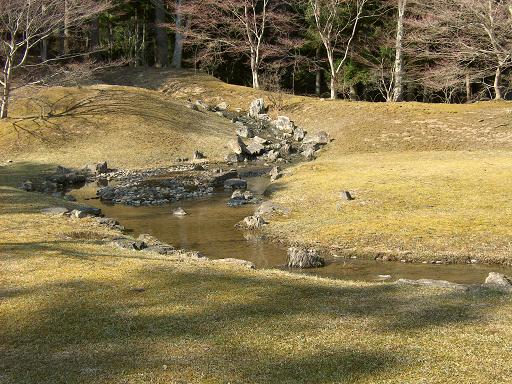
[1,0,511,119]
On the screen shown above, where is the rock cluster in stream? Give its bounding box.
[191,98,330,164]
[96,165,240,206]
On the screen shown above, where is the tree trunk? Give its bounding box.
[1,65,11,119]
[315,47,322,96]
[41,39,48,62]
[63,0,70,55]
[494,65,502,100]
[465,73,472,103]
[171,0,184,68]
[392,0,406,102]
[252,68,259,89]
[154,0,168,68]
[330,75,337,100]
[250,52,259,89]
[90,17,100,53]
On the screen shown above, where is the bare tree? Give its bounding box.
[409,0,512,100]
[309,0,368,99]
[0,0,109,119]
[154,0,169,68]
[391,0,406,101]
[180,0,293,89]
[170,0,187,68]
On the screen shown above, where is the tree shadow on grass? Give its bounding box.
[1,263,506,384]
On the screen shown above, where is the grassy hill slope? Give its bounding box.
[0,84,235,168]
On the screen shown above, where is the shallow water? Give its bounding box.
[73,174,512,284]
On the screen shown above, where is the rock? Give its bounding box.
[216,102,229,111]
[194,100,210,111]
[212,170,239,186]
[266,150,280,162]
[269,166,282,182]
[246,141,265,156]
[396,279,467,290]
[7,159,13,163]
[236,125,253,139]
[97,217,120,227]
[252,136,268,145]
[273,116,295,134]
[279,143,291,157]
[225,153,243,163]
[193,151,205,160]
[483,272,512,290]
[112,238,147,251]
[303,131,330,147]
[71,209,89,219]
[340,191,354,201]
[76,206,102,216]
[228,136,248,155]
[20,180,33,191]
[243,191,254,200]
[231,190,245,200]
[301,147,316,161]
[41,207,69,216]
[96,161,108,174]
[255,201,290,216]
[224,178,247,190]
[248,98,266,118]
[236,215,267,230]
[287,247,325,269]
[173,207,188,216]
[293,127,306,141]
[213,258,256,270]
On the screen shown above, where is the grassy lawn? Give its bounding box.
[2,71,512,382]
[2,182,512,383]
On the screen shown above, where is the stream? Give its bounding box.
[72,172,512,285]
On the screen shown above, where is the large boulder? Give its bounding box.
[248,98,266,118]
[287,247,325,268]
[273,116,295,134]
[228,136,248,155]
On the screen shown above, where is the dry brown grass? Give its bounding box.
[0,84,235,168]
[2,180,512,384]
[2,71,512,383]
